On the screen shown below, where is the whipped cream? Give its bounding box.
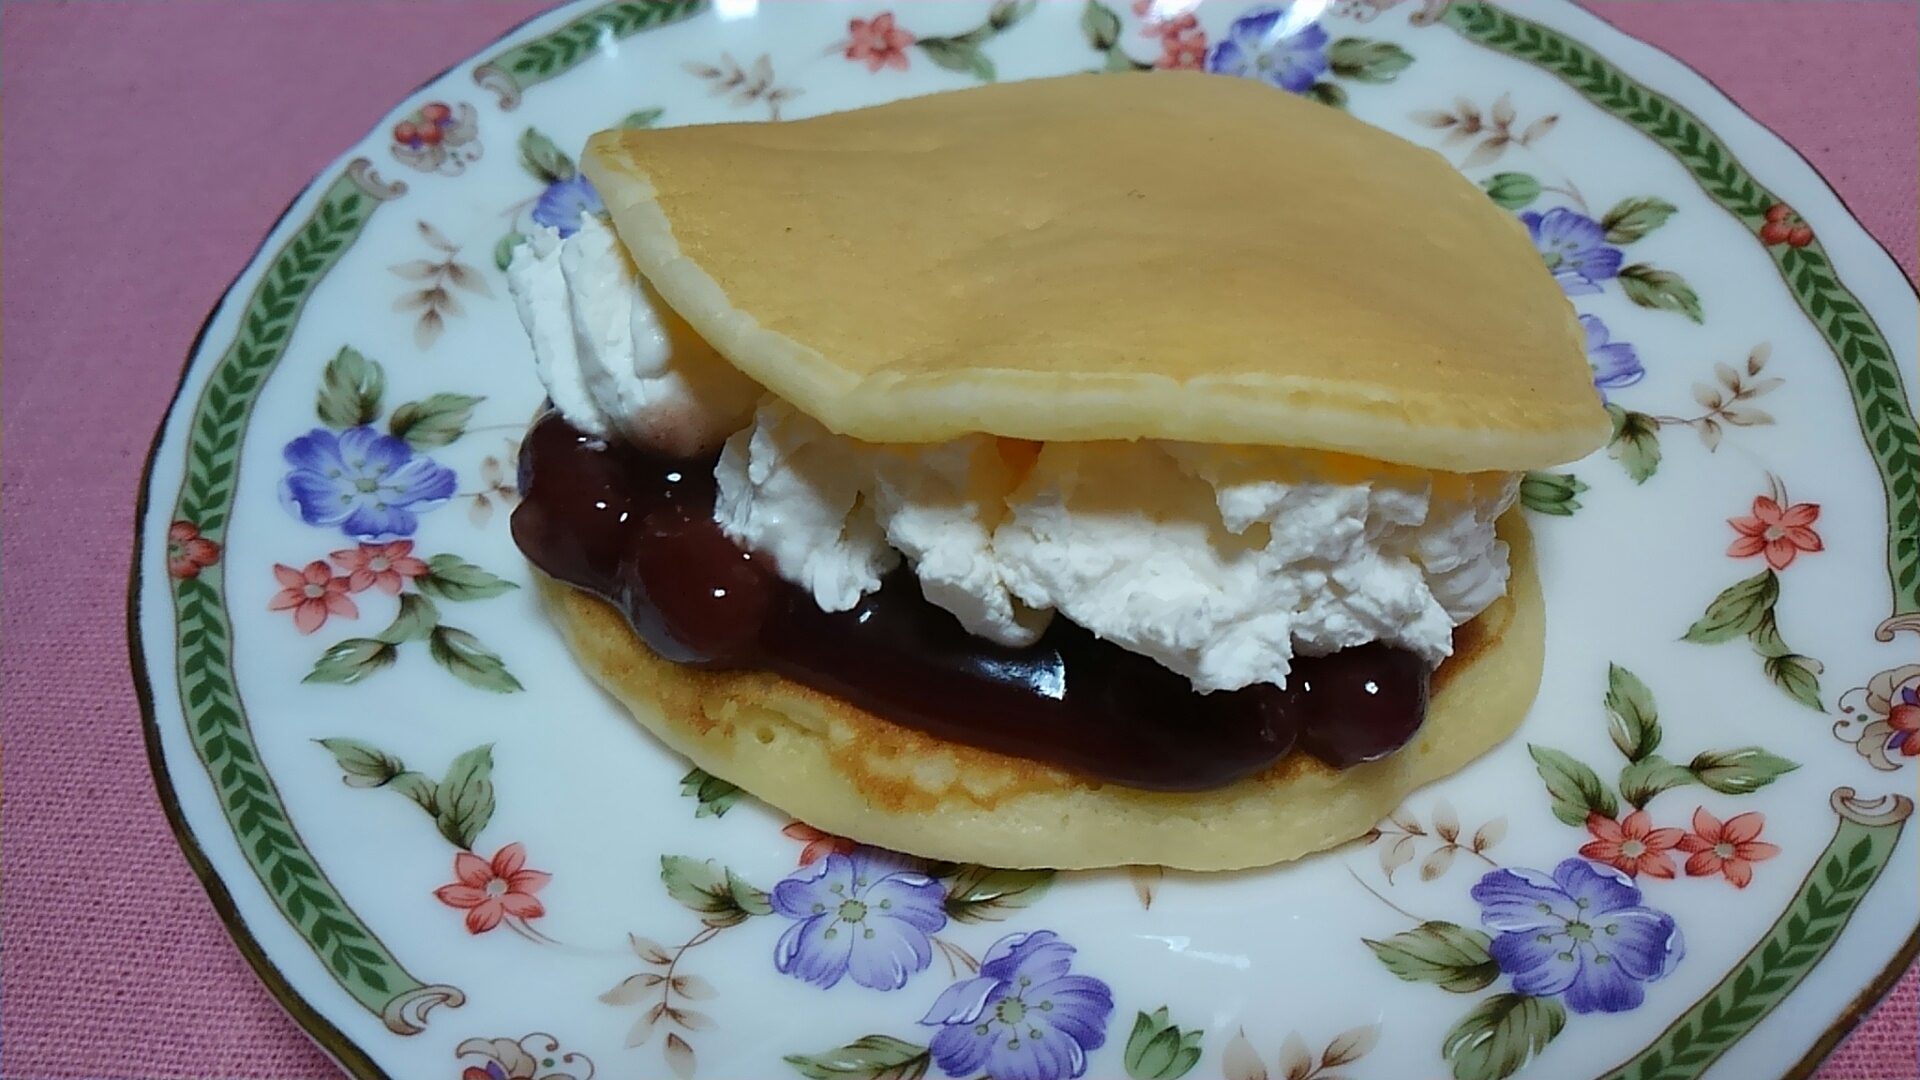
[509,221,1519,693]
[712,402,1517,691]
[506,216,760,457]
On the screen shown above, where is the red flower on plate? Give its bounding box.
[1678,808,1780,888]
[1759,203,1813,248]
[268,560,358,634]
[1579,810,1684,879]
[1727,495,1823,571]
[167,521,221,579]
[330,539,429,595]
[845,12,915,72]
[783,821,857,866]
[434,842,552,934]
[1134,3,1208,68]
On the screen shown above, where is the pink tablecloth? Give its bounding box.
[1,3,1913,1078]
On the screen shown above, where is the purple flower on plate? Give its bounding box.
[531,175,604,237]
[1206,6,1331,95]
[920,930,1114,1080]
[1582,315,1644,399]
[280,426,457,541]
[1472,858,1684,1015]
[1522,208,1624,296]
[771,849,947,990]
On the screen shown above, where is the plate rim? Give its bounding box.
[125,3,1918,1079]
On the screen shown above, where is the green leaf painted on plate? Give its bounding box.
[1080,0,1122,50]
[1618,262,1703,322]
[1327,37,1414,83]
[417,555,518,602]
[939,865,1054,923]
[784,1035,932,1080]
[317,737,406,788]
[428,625,523,693]
[1519,470,1585,516]
[917,37,996,81]
[620,107,665,129]
[1441,993,1566,1080]
[1603,663,1661,761]
[1762,652,1825,710]
[1682,568,1777,643]
[494,231,527,271]
[1363,921,1499,993]
[1305,80,1350,109]
[388,392,483,450]
[303,637,397,685]
[1529,745,1618,827]
[1123,1007,1205,1080]
[661,856,771,928]
[519,127,575,184]
[316,346,385,429]
[1618,754,1695,809]
[988,1,1037,31]
[1602,196,1678,244]
[375,592,440,644]
[681,767,745,818]
[1481,171,1541,211]
[1689,747,1799,795]
[435,744,495,850]
[1605,404,1662,484]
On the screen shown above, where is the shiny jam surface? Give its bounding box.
[511,413,1429,792]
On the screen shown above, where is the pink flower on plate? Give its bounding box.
[844,11,917,72]
[167,521,221,579]
[330,540,429,595]
[268,560,358,634]
[1677,808,1779,889]
[782,821,857,866]
[1579,810,1684,880]
[845,12,915,72]
[1726,495,1823,571]
[434,843,552,934]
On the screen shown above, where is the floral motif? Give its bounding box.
[1582,315,1643,399]
[280,426,458,541]
[391,100,483,176]
[1677,808,1779,888]
[269,560,358,634]
[783,821,858,866]
[1836,664,1920,769]
[455,1033,592,1080]
[1727,495,1823,571]
[685,53,804,119]
[1410,91,1559,168]
[1759,202,1814,248]
[1521,207,1623,295]
[166,521,221,579]
[331,540,428,595]
[1207,6,1331,94]
[392,220,492,349]
[1134,2,1208,70]
[920,930,1114,1080]
[434,842,552,934]
[530,176,604,237]
[771,849,948,990]
[846,12,916,71]
[1472,858,1684,1014]
[1580,810,1683,880]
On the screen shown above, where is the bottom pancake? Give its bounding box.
[538,512,1544,871]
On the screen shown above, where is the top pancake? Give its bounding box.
[580,71,1610,472]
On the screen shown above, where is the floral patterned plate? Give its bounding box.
[132,3,1919,1079]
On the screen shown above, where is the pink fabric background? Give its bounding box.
[1,2,1913,1078]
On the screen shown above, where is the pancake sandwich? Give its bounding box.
[506,72,1609,871]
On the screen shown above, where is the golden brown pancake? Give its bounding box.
[538,514,1543,872]
[581,71,1608,472]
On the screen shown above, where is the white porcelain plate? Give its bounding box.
[132,3,1920,1079]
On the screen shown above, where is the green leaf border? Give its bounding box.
[472,0,707,109]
